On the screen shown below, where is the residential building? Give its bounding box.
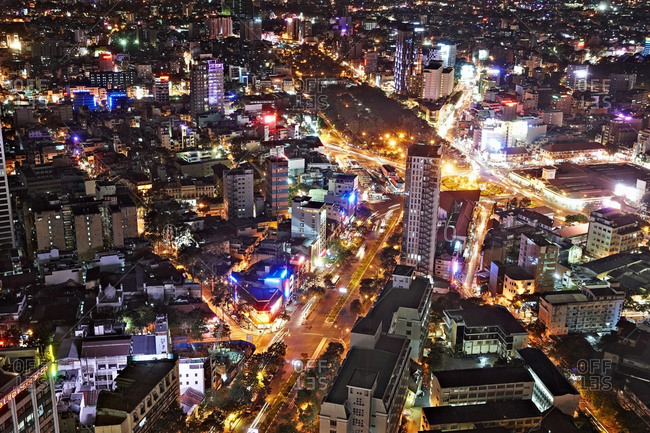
[264,156,289,219]
[430,367,534,407]
[223,165,255,220]
[566,64,589,90]
[585,208,642,259]
[73,203,103,260]
[89,71,135,88]
[351,265,433,360]
[517,348,580,415]
[291,196,327,255]
[190,59,225,119]
[241,18,262,41]
[518,233,559,291]
[421,400,541,433]
[94,357,180,433]
[153,76,170,104]
[178,358,205,395]
[401,143,442,277]
[441,67,454,96]
[444,305,528,357]
[539,286,625,335]
[421,62,442,101]
[394,24,423,95]
[434,41,457,68]
[207,15,233,38]
[0,128,15,248]
[0,348,58,433]
[34,203,66,251]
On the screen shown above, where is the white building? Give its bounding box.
[291,196,327,254]
[179,358,205,395]
[421,63,453,102]
[539,286,625,335]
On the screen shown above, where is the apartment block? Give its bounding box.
[586,208,641,259]
[539,286,624,335]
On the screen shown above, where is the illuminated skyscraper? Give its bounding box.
[394,24,423,95]
[401,143,441,277]
[0,127,15,248]
[435,41,457,68]
[190,59,225,119]
[644,37,650,57]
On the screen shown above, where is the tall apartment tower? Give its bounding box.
[422,62,443,101]
[401,143,442,277]
[0,127,15,248]
[153,75,170,104]
[265,156,289,219]
[394,24,423,95]
[190,59,225,120]
[223,165,255,220]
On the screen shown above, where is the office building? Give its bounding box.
[153,76,170,104]
[94,357,180,433]
[264,157,289,219]
[0,129,15,248]
[401,143,442,277]
[609,73,636,94]
[394,24,422,95]
[421,400,542,433]
[364,51,378,73]
[318,334,410,433]
[585,208,641,259]
[430,367,534,407]
[291,196,327,255]
[518,233,559,291]
[444,305,528,357]
[644,37,650,57]
[225,0,254,19]
[566,64,589,90]
[242,18,262,41]
[539,286,624,335]
[0,348,58,433]
[223,165,255,220]
[434,41,457,68]
[89,71,135,88]
[190,59,225,119]
[351,266,432,360]
[517,348,580,415]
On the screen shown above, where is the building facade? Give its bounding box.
[264,157,289,219]
[190,59,225,119]
[586,208,641,258]
[401,143,442,277]
[0,129,15,248]
[394,24,422,95]
[291,196,327,255]
[539,286,625,335]
[223,165,255,220]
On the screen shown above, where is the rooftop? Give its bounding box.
[432,367,533,388]
[95,358,177,424]
[422,400,541,425]
[407,143,441,159]
[445,305,527,335]
[517,348,579,396]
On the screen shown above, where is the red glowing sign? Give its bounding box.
[0,365,48,410]
[159,75,169,81]
[101,54,112,60]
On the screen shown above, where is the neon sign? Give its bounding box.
[0,364,48,410]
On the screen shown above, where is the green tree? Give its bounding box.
[565,213,589,224]
[276,423,300,433]
[519,197,532,208]
[152,404,186,432]
[350,299,363,315]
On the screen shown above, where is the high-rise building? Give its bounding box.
[609,73,636,94]
[153,75,170,104]
[0,348,59,433]
[435,41,457,68]
[223,165,255,220]
[401,143,441,277]
[291,196,327,255]
[518,233,559,291]
[190,59,225,119]
[34,204,66,251]
[264,156,289,219]
[643,37,650,57]
[441,67,454,97]
[241,18,262,41]
[394,24,423,95]
[73,203,104,260]
[225,0,254,19]
[421,62,442,101]
[566,64,589,90]
[364,51,378,73]
[207,15,233,39]
[0,128,14,248]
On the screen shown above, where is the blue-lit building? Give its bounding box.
[108,91,128,110]
[72,90,96,112]
[230,261,295,329]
